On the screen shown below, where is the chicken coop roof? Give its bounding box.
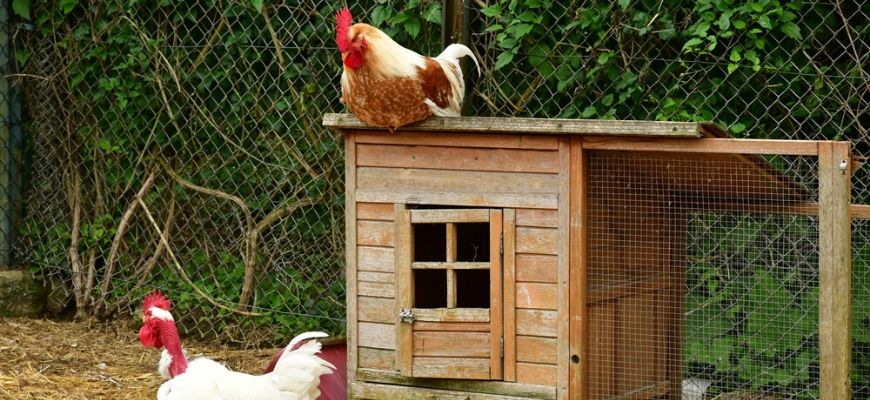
[322,113,726,138]
[325,113,810,203]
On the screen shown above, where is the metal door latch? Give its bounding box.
[399,308,414,323]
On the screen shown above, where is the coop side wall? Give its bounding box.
[346,130,567,399]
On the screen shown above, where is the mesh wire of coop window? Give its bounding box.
[585,151,821,399]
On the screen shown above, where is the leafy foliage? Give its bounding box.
[12,0,445,345]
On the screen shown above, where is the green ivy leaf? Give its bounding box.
[250,0,264,12]
[528,44,554,78]
[744,50,760,65]
[422,2,442,24]
[481,4,501,17]
[494,51,515,70]
[729,48,742,62]
[780,22,802,40]
[731,122,747,133]
[15,50,30,66]
[371,6,391,27]
[618,0,630,11]
[733,19,747,29]
[682,38,703,51]
[403,18,421,38]
[507,23,533,39]
[12,0,30,20]
[485,24,504,33]
[59,0,78,14]
[758,15,772,29]
[717,13,731,30]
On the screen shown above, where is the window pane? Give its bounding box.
[414,269,447,308]
[456,223,490,262]
[456,269,490,308]
[413,223,446,262]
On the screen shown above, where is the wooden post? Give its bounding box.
[442,0,475,115]
[395,204,413,375]
[503,209,517,382]
[818,141,851,400]
[568,137,587,399]
[490,209,504,380]
[344,133,358,388]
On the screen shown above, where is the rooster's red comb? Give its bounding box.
[143,290,172,311]
[336,7,353,53]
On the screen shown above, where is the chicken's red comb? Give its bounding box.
[143,290,172,311]
[336,7,353,53]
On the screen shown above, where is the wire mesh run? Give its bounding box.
[853,218,870,399]
[587,151,820,399]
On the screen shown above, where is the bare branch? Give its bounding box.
[137,197,265,317]
[95,169,159,313]
[237,195,321,310]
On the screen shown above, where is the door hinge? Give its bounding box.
[499,233,504,255]
[500,336,504,358]
[399,308,414,324]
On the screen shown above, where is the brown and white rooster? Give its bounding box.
[336,7,480,131]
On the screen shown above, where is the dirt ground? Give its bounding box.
[0,318,282,399]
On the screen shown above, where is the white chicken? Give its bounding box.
[138,291,335,400]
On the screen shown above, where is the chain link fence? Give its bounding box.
[4,0,868,396]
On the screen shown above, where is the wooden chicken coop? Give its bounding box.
[324,113,853,400]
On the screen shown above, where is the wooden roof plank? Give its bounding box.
[324,113,703,138]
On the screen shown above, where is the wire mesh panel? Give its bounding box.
[586,151,820,399]
[8,1,442,345]
[467,0,867,163]
[854,219,870,399]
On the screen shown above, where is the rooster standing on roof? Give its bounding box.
[335,7,480,131]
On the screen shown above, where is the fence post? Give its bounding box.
[818,141,851,399]
[442,0,475,115]
[0,0,18,268]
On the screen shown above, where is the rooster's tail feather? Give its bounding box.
[437,44,481,77]
[269,331,336,400]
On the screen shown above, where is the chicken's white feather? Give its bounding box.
[155,332,334,400]
[362,26,426,79]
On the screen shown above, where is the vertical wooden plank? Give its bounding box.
[447,223,457,308]
[819,142,852,400]
[395,204,413,375]
[490,209,504,380]
[568,137,587,400]
[345,133,359,386]
[503,209,517,382]
[558,138,571,399]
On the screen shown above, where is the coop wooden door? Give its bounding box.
[395,207,506,380]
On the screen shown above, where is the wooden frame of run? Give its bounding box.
[566,137,852,400]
